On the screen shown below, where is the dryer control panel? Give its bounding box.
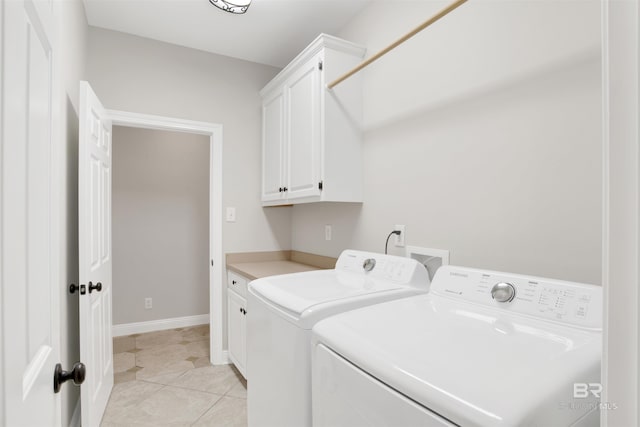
[431,266,602,330]
[336,250,431,287]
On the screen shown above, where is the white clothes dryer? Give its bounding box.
[246,249,431,427]
[312,265,602,427]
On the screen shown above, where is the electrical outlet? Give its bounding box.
[394,225,406,247]
[145,298,152,309]
[325,225,332,241]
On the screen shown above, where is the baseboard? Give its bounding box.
[69,398,81,427]
[112,314,210,337]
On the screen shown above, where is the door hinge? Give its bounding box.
[211,259,214,267]
[318,60,323,71]
[318,181,323,191]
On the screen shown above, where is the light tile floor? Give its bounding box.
[103,326,247,426]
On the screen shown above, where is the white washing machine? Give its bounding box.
[312,265,602,427]
[246,249,431,427]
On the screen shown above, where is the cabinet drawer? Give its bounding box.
[227,271,248,298]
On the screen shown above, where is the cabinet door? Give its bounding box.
[285,55,322,200]
[262,90,285,202]
[240,300,247,371]
[228,290,246,377]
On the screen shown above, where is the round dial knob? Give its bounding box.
[362,258,376,272]
[491,282,516,303]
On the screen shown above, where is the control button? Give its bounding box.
[491,282,516,303]
[575,303,589,317]
[362,258,376,272]
[578,294,592,303]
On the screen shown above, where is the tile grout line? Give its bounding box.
[189,393,226,427]
[143,379,237,398]
[222,393,247,400]
[135,364,245,398]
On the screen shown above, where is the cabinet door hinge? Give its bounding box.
[318,60,323,71]
[318,181,323,191]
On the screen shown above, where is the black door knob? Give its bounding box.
[69,284,79,294]
[88,281,102,293]
[53,362,86,393]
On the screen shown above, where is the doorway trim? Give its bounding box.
[601,0,639,424]
[106,109,226,365]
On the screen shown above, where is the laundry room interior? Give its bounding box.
[0,0,637,426]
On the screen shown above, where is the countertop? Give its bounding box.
[226,260,321,281]
[226,250,336,281]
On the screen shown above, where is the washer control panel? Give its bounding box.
[491,282,516,302]
[431,266,602,329]
[335,250,430,287]
[362,258,376,272]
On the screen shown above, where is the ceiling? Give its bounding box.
[83,0,371,68]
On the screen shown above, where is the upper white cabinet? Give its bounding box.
[261,34,366,206]
[262,89,285,202]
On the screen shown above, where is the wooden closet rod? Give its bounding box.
[327,0,469,89]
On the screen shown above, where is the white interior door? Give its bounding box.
[1,0,61,425]
[79,81,114,427]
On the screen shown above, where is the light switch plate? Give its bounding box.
[226,207,236,222]
[325,225,332,241]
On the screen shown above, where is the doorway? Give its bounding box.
[111,125,209,376]
[108,110,224,366]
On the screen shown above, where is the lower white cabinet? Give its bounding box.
[227,271,248,378]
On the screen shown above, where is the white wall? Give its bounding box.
[56,1,88,425]
[602,0,639,424]
[86,28,292,255]
[112,126,210,324]
[292,0,602,285]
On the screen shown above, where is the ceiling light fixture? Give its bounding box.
[209,0,251,14]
